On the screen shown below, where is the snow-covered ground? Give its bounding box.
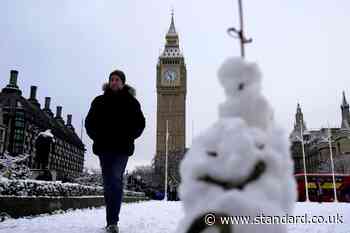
[0,201,349,233]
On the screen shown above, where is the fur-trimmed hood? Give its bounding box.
[102,82,136,97]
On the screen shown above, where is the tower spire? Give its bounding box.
[297,102,302,114]
[161,10,182,57]
[290,102,307,142]
[341,91,350,129]
[342,91,349,107]
[295,102,306,131]
[168,9,176,35]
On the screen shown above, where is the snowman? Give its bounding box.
[176,57,296,233]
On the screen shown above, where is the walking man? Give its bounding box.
[85,70,145,233]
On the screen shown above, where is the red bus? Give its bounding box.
[295,173,350,202]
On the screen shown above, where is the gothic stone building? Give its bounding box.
[152,14,187,190]
[0,106,5,154]
[0,70,85,180]
[290,92,350,174]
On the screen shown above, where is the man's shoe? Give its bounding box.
[105,224,119,233]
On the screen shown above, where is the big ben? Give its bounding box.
[153,13,187,189]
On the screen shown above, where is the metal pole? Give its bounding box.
[238,0,245,58]
[300,119,309,202]
[164,120,169,201]
[328,127,338,202]
[227,0,252,58]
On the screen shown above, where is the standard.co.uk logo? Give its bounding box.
[204,212,344,225]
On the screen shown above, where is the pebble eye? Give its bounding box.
[256,143,265,150]
[238,83,245,91]
[207,151,218,157]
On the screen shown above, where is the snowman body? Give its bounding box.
[177,58,296,233]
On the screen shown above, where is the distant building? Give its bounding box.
[0,70,85,180]
[290,92,350,174]
[0,106,6,154]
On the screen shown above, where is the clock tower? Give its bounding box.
[153,13,187,189]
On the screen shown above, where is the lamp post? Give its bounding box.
[296,119,309,202]
[136,175,142,191]
[164,120,169,201]
[326,127,338,202]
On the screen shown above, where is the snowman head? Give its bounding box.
[181,118,269,192]
[217,57,262,98]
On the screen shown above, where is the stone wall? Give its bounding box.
[0,195,149,218]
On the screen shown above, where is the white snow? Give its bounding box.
[38,129,54,139]
[0,178,104,196]
[0,152,31,166]
[0,152,32,180]
[217,57,273,130]
[37,129,55,143]
[1,58,345,233]
[0,201,349,233]
[177,57,296,233]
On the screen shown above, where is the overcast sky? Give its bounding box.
[1,1,349,172]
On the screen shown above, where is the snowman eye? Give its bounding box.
[206,151,218,157]
[256,143,265,150]
[238,83,245,91]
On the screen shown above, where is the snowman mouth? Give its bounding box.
[198,160,266,190]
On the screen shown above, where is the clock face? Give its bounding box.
[163,70,177,81]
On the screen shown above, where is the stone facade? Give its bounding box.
[290,92,350,174]
[0,70,85,180]
[0,106,6,154]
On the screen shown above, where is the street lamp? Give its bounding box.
[136,175,142,191]
[295,120,310,202]
[164,120,169,201]
[321,127,338,202]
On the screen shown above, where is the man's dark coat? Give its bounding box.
[85,83,145,156]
